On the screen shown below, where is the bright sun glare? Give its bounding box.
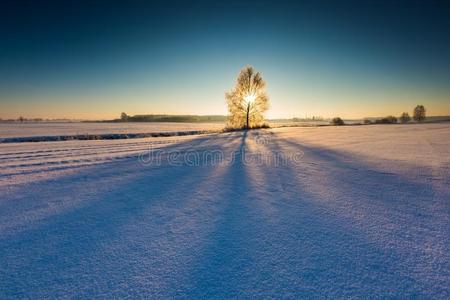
[244,93,256,103]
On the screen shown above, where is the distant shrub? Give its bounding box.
[224,123,270,132]
[331,117,345,126]
[363,119,372,124]
[386,115,397,123]
[374,115,397,124]
[399,112,411,123]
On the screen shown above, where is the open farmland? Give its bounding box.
[0,124,449,298]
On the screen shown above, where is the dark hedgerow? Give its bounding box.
[331,117,345,126]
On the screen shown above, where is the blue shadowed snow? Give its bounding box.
[0,126,449,298]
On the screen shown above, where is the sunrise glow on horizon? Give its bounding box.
[1,1,449,120]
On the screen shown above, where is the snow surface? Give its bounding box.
[0,122,225,138]
[0,124,449,298]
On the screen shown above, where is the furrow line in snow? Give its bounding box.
[0,138,185,157]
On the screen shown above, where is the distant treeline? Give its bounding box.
[0,118,75,123]
[112,113,227,123]
[2,112,449,124]
[331,105,450,126]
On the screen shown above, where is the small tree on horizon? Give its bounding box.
[225,66,269,129]
[399,112,411,123]
[120,112,129,122]
[331,117,345,125]
[413,105,426,122]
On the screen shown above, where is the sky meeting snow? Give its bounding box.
[1,0,449,119]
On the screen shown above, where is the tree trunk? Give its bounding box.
[246,103,250,129]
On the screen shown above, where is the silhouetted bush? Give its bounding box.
[363,119,372,124]
[374,116,397,124]
[224,123,270,132]
[386,115,397,123]
[399,112,411,123]
[331,117,345,126]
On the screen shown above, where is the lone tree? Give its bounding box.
[399,112,411,123]
[120,112,129,122]
[413,105,426,122]
[226,66,269,129]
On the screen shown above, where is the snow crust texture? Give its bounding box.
[0,124,449,298]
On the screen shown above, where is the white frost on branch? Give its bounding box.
[225,66,269,129]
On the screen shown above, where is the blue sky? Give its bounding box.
[1,0,449,119]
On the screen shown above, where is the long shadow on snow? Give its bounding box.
[1,131,448,298]
[179,130,446,298]
[276,137,449,231]
[180,130,262,298]
[262,133,449,298]
[0,133,244,298]
[0,133,239,224]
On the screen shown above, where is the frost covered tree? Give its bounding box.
[413,105,426,122]
[225,66,269,129]
[399,112,411,123]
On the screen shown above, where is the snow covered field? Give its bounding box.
[0,122,225,138]
[0,124,449,298]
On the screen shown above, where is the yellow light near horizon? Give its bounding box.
[244,93,256,103]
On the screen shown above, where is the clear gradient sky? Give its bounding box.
[1,0,449,119]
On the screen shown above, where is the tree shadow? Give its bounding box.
[1,130,448,298]
[179,130,448,298]
[0,133,245,298]
[255,132,450,297]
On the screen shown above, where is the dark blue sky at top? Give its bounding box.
[1,0,449,118]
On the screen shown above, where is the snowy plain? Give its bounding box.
[0,123,449,298]
[0,122,225,138]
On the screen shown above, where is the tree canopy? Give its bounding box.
[226,66,269,129]
[413,105,426,122]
